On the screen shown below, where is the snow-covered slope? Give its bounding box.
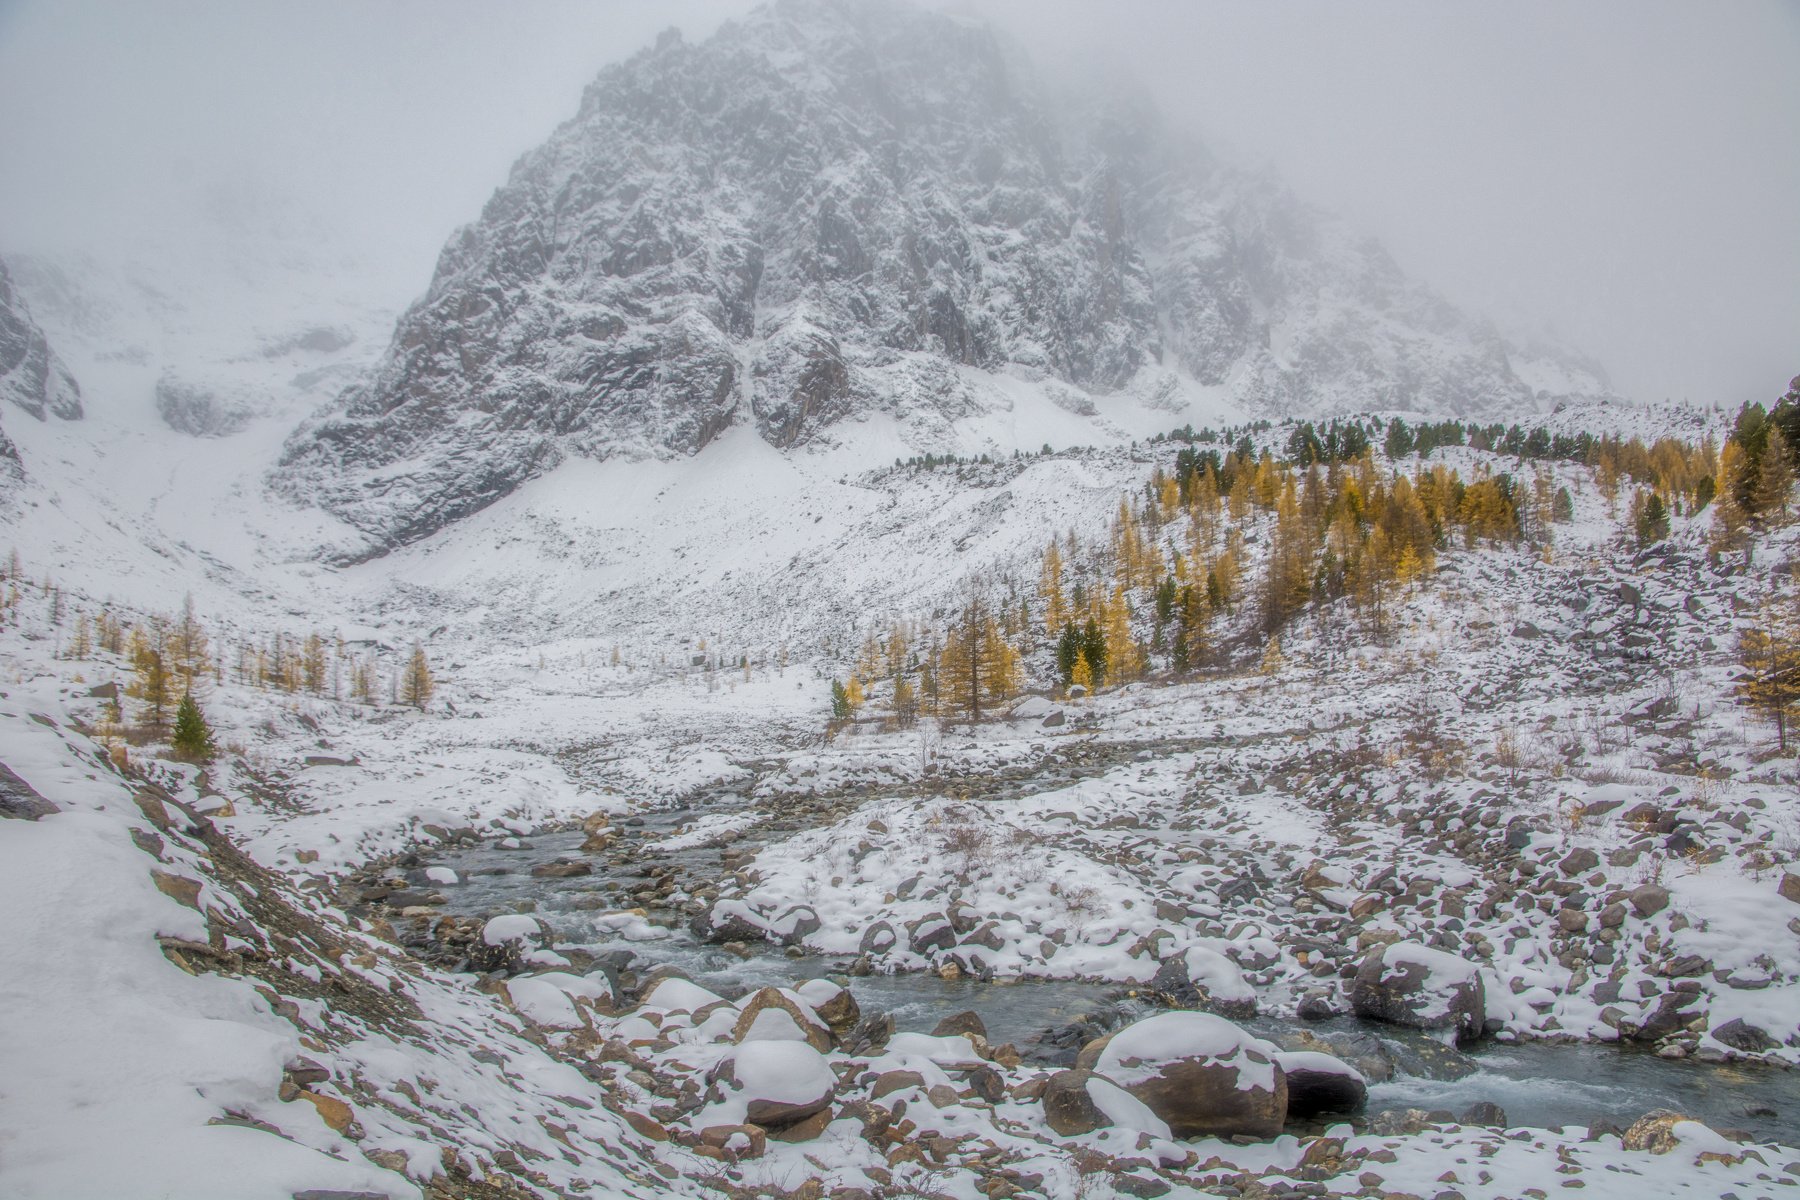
[274,0,1613,559]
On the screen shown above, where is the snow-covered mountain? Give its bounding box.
[275,0,1611,558]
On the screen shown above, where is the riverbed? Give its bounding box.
[417,822,1795,1144]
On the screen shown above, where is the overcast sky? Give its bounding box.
[0,0,1794,406]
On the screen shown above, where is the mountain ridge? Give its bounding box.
[271,0,1613,557]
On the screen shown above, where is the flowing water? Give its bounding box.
[417,820,1797,1145]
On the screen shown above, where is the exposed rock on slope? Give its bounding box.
[0,258,82,424]
[277,0,1610,555]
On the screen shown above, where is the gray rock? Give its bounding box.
[1628,884,1671,917]
[1711,1018,1778,1053]
[1458,1100,1508,1127]
[0,762,57,820]
[1350,942,1486,1042]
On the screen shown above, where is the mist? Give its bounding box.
[0,0,1793,406]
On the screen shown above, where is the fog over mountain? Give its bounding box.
[0,0,1793,410]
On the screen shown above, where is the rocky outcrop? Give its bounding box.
[0,259,81,424]
[155,372,259,438]
[274,0,1611,557]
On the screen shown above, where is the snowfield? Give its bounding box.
[2,388,1798,1198]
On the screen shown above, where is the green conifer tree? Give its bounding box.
[171,693,217,763]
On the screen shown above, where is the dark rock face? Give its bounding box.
[1276,1055,1367,1119]
[276,0,1612,556]
[0,259,82,424]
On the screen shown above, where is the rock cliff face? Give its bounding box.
[277,0,1609,555]
[0,258,85,482]
[0,260,82,424]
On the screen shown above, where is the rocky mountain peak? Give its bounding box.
[276,0,1611,558]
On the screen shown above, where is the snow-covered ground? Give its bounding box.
[0,256,1793,1196]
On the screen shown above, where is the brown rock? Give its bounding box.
[620,1109,668,1142]
[698,1123,766,1159]
[151,870,203,910]
[1041,1069,1108,1137]
[870,1070,925,1100]
[768,1108,833,1142]
[806,983,861,1033]
[1622,1110,1697,1154]
[298,1089,354,1135]
[932,1010,988,1040]
[1628,884,1671,918]
[1778,873,1800,905]
[531,859,592,878]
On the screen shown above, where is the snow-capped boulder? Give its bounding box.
[857,919,899,956]
[1079,1012,1287,1139]
[691,899,820,947]
[730,986,833,1052]
[794,978,859,1034]
[1085,1076,1172,1141]
[1623,1110,1744,1163]
[638,973,727,1015]
[1150,944,1258,1018]
[472,914,551,973]
[709,1041,836,1129]
[1351,941,1487,1042]
[503,971,613,1029]
[1274,1050,1367,1119]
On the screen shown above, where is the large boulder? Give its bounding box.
[710,1041,836,1129]
[1351,941,1487,1042]
[1080,1012,1286,1139]
[1150,945,1258,1018]
[1273,1051,1367,1119]
[731,987,833,1053]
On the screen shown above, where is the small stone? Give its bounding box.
[1628,884,1670,918]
